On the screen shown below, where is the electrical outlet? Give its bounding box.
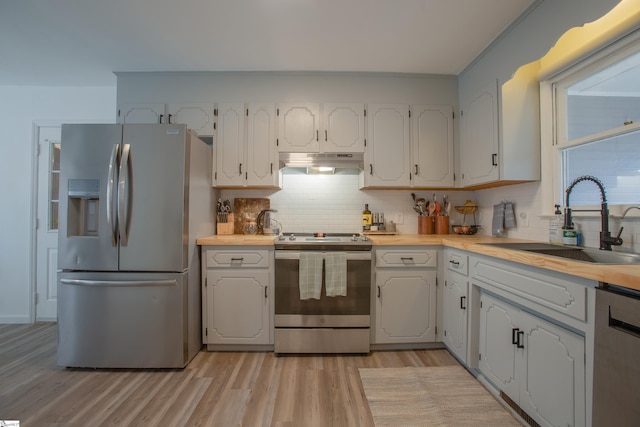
[519,211,529,227]
[394,213,404,225]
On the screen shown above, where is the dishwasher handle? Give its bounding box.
[609,307,640,338]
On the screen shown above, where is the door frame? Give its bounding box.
[29,119,112,323]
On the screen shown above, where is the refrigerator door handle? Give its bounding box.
[118,143,132,246]
[60,278,177,287]
[106,144,120,246]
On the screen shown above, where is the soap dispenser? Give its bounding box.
[549,204,563,245]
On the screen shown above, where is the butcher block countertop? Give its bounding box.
[196,233,640,292]
[197,234,276,246]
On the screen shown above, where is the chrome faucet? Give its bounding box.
[564,175,623,251]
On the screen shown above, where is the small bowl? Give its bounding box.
[452,225,480,235]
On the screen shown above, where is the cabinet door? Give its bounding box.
[322,103,365,153]
[374,269,436,344]
[277,103,320,152]
[411,105,454,187]
[460,83,499,186]
[215,103,246,186]
[364,104,410,187]
[519,311,585,427]
[246,103,278,187]
[118,103,165,124]
[167,103,214,136]
[206,269,269,345]
[478,292,520,402]
[443,275,468,363]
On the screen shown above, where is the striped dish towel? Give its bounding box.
[299,252,323,300]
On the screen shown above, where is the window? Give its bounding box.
[48,141,61,230]
[552,32,640,207]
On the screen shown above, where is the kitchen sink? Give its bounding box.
[481,242,640,264]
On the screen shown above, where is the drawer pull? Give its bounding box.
[400,257,414,261]
[517,331,525,349]
[230,257,244,262]
[449,259,460,266]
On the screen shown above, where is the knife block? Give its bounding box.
[216,213,234,235]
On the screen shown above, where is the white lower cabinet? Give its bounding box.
[202,248,273,346]
[479,291,585,427]
[443,272,468,363]
[373,248,437,344]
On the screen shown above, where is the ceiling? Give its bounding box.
[1,0,538,86]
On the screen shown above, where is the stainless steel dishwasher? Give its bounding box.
[593,284,640,427]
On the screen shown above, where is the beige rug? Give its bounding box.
[359,365,522,426]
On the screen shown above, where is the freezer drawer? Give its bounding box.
[57,271,192,368]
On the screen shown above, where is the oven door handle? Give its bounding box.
[275,251,372,261]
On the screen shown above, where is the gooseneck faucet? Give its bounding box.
[564,175,623,251]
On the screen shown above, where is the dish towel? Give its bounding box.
[325,252,347,297]
[492,202,506,237]
[299,252,323,300]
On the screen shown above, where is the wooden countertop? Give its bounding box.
[196,234,276,246]
[196,233,640,292]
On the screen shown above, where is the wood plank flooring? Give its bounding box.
[0,323,460,426]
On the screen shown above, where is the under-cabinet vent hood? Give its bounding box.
[279,152,364,174]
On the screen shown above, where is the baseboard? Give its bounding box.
[0,315,32,324]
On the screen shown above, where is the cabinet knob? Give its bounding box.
[460,296,466,310]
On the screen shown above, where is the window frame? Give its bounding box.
[541,29,640,217]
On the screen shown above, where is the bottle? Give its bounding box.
[563,223,577,246]
[362,204,372,231]
[549,204,563,245]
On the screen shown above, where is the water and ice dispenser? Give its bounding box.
[66,179,100,237]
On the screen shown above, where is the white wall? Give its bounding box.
[0,86,116,323]
[463,0,640,253]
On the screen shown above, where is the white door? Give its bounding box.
[35,126,61,320]
[215,103,246,186]
[246,103,278,186]
[277,103,320,152]
[411,105,454,187]
[322,103,365,152]
[364,104,410,187]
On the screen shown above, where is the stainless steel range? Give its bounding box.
[274,233,372,354]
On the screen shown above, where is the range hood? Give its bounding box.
[279,152,364,174]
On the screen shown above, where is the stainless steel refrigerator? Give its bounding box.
[57,123,214,368]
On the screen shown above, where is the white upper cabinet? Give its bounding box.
[362,104,411,187]
[214,103,279,188]
[459,65,540,188]
[118,103,215,136]
[246,103,279,186]
[118,103,166,124]
[460,83,500,187]
[215,103,245,187]
[166,103,215,136]
[410,105,454,187]
[277,103,365,153]
[322,103,365,152]
[277,103,320,152]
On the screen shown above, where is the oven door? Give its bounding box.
[274,251,371,327]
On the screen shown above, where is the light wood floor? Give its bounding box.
[0,323,460,426]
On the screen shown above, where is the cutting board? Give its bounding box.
[233,198,270,234]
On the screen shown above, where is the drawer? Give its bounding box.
[206,249,270,268]
[470,255,588,322]
[376,249,437,268]
[446,250,468,276]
